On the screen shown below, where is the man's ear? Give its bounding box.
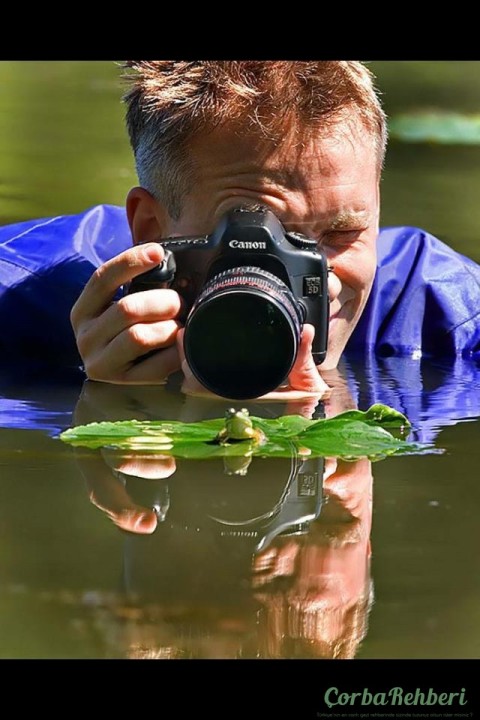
[126,187,169,245]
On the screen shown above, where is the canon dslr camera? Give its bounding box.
[127,206,329,399]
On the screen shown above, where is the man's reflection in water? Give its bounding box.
[72,376,373,659]
[252,458,373,659]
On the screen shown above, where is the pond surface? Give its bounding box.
[0,61,480,659]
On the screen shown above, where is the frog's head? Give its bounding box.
[224,408,254,440]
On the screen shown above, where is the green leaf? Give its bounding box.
[298,421,423,461]
[59,404,437,461]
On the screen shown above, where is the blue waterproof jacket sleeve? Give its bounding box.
[0,205,130,369]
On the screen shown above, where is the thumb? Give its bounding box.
[288,324,329,393]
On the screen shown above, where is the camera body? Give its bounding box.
[128,206,329,399]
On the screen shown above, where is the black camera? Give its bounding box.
[123,454,324,555]
[127,206,329,399]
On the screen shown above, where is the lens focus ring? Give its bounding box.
[193,267,303,325]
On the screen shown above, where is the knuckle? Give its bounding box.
[70,302,79,329]
[148,288,181,318]
[84,356,125,384]
[70,294,91,331]
[125,323,152,349]
[83,357,105,381]
[127,320,178,350]
[74,320,97,357]
[89,264,108,288]
[116,295,141,322]
[75,328,91,357]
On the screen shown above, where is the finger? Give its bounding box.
[109,505,158,534]
[122,345,181,384]
[78,289,183,356]
[71,243,164,330]
[288,324,330,394]
[253,547,278,573]
[107,507,158,533]
[76,452,158,534]
[101,449,177,479]
[272,540,300,577]
[86,321,181,382]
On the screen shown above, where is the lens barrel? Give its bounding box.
[183,267,304,399]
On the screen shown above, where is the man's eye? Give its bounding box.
[320,230,363,246]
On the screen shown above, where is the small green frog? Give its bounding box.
[215,408,266,446]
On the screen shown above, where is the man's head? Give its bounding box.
[123,61,387,370]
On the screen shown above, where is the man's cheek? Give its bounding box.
[360,245,378,286]
[344,257,377,298]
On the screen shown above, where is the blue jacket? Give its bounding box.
[0,204,479,438]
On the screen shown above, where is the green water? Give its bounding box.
[0,61,480,660]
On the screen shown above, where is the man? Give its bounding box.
[70,61,386,398]
[1,61,479,405]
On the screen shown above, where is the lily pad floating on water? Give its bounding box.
[389,112,480,145]
[59,403,439,461]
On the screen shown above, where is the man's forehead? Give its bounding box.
[239,143,374,184]
[187,120,379,230]
[193,116,377,177]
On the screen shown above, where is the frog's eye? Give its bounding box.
[240,408,249,416]
[226,408,236,417]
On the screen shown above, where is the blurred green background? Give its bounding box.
[0,60,479,260]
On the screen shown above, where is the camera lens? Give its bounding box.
[184,267,305,399]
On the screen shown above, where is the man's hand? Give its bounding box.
[285,323,328,394]
[76,447,176,535]
[71,243,183,384]
[71,244,328,396]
